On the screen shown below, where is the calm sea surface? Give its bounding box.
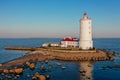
[0,38,120,80]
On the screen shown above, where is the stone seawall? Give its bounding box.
[1,47,114,70]
[50,50,114,61]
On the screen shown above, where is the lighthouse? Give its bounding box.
[79,13,93,50]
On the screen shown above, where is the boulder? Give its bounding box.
[26,61,30,66]
[45,60,49,64]
[29,63,35,69]
[34,72,46,80]
[39,75,46,80]
[61,66,66,70]
[56,63,61,66]
[46,75,50,79]
[0,64,2,67]
[9,69,15,74]
[3,69,9,74]
[14,68,24,74]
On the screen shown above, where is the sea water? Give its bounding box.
[0,38,120,80]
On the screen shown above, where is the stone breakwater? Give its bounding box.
[0,51,54,70]
[50,50,114,61]
[0,48,114,70]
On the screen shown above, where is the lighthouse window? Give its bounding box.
[89,27,90,29]
[89,22,90,24]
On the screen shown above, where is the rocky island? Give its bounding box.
[1,47,114,69]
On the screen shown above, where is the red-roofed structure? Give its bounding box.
[61,37,78,42]
[60,37,79,48]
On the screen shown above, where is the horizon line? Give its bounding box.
[0,37,120,39]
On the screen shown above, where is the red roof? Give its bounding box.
[61,37,79,42]
[84,12,87,16]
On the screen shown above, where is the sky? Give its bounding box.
[0,0,120,38]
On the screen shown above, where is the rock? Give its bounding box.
[88,64,92,67]
[45,60,49,64]
[7,75,12,79]
[32,76,37,80]
[29,63,35,69]
[1,73,4,76]
[109,57,114,61]
[0,64,2,67]
[9,69,15,74]
[3,69,9,74]
[34,72,46,80]
[79,70,83,73]
[86,76,91,79]
[0,69,2,74]
[27,74,30,77]
[14,76,17,80]
[14,68,24,74]
[83,70,87,73]
[46,75,50,79]
[61,66,66,70]
[0,78,4,80]
[34,72,40,77]
[39,75,46,80]
[26,61,30,66]
[113,51,117,56]
[16,74,20,77]
[81,73,85,76]
[56,63,61,66]
[40,66,46,71]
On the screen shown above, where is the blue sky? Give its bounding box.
[0,0,120,38]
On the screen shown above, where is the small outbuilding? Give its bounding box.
[42,43,59,47]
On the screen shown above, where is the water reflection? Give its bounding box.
[79,61,93,80]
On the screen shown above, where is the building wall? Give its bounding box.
[79,13,93,49]
[80,20,92,41]
[42,43,59,47]
[50,43,59,47]
[42,43,49,47]
[61,41,78,48]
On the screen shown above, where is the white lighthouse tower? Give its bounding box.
[79,13,93,50]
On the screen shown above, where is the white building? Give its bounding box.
[61,37,79,48]
[42,43,50,47]
[50,43,59,47]
[79,13,93,49]
[42,43,59,47]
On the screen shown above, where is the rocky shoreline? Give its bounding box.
[0,49,114,70]
[0,48,115,80]
[0,51,53,70]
